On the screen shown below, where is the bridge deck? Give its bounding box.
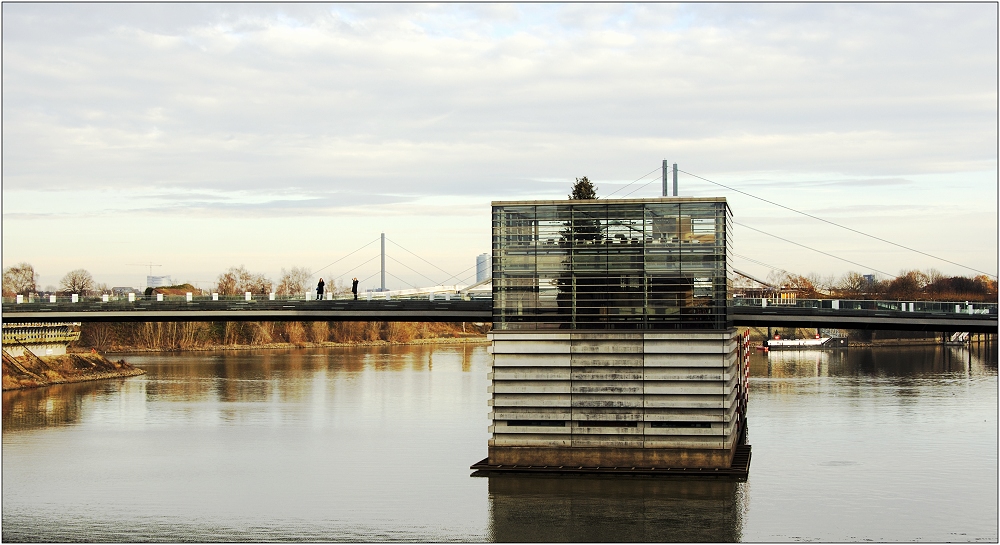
[2,297,995,332]
[1,299,494,323]
[731,305,997,333]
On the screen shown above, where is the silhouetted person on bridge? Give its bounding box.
[352,278,359,300]
[316,278,325,301]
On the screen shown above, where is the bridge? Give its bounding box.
[2,295,996,333]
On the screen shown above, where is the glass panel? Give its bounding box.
[492,200,731,330]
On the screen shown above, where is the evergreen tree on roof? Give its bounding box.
[569,177,597,200]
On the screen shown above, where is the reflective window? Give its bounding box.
[493,199,732,330]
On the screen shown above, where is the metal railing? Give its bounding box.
[3,291,493,306]
[730,297,997,315]
[3,294,992,309]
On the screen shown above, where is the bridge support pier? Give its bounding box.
[486,329,749,470]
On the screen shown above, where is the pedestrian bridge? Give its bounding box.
[2,295,996,333]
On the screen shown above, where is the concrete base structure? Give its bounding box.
[3,343,69,357]
[2,323,81,357]
[487,329,748,470]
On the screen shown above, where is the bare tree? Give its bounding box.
[247,273,273,294]
[276,267,311,296]
[764,269,790,287]
[835,271,866,297]
[216,266,273,295]
[781,273,819,297]
[60,269,95,295]
[3,262,38,296]
[923,268,945,285]
[216,268,240,295]
[82,323,117,350]
[885,270,929,300]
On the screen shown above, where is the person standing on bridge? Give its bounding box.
[352,278,359,300]
[316,278,325,301]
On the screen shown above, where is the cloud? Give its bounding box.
[2,3,996,280]
[4,4,995,193]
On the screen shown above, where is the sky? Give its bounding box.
[3,3,997,293]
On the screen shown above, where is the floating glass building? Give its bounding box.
[482,197,749,472]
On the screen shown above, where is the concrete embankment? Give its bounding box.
[2,352,144,391]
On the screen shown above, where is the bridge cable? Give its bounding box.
[439,262,481,285]
[620,172,663,198]
[357,270,381,286]
[384,270,421,290]
[604,166,663,198]
[386,254,444,286]
[310,236,381,279]
[733,253,789,275]
[384,237,467,284]
[385,255,481,288]
[734,221,897,278]
[329,254,381,284]
[453,270,479,284]
[340,269,387,296]
[680,169,998,279]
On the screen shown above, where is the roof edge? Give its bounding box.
[492,197,729,206]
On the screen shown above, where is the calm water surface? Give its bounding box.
[3,342,996,542]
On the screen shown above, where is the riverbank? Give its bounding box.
[94,335,491,354]
[2,352,145,391]
[92,331,982,354]
[75,321,490,352]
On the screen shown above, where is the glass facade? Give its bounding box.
[492,198,732,330]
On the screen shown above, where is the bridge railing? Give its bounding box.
[731,297,998,315]
[2,294,993,315]
[2,291,493,306]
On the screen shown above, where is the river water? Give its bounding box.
[3,342,996,542]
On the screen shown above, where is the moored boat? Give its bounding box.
[760,334,848,350]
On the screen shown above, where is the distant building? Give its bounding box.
[863,274,875,285]
[476,253,492,283]
[147,275,172,288]
[112,287,139,295]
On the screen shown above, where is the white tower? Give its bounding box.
[476,253,491,283]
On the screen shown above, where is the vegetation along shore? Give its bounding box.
[77,321,490,353]
[3,321,487,390]
[2,351,144,391]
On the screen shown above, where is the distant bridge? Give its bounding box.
[2,296,996,333]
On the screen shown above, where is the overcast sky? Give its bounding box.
[3,3,997,292]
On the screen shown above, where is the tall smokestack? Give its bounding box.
[662,159,669,197]
[672,163,678,197]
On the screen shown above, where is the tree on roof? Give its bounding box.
[569,177,597,200]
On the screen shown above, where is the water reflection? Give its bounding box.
[121,344,478,405]
[3,342,995,542]
[487,475,745,542]
[2,380,128,431]
[752,344,997,379]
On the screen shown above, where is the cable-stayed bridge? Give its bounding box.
[4,165,996,334]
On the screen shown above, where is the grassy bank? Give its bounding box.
[76,321,490,352]
[95,335,490,354]
[2,352,145,391]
